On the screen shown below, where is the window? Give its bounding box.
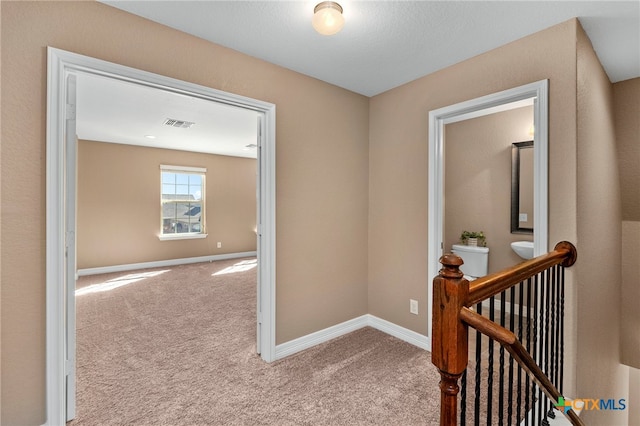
[160,165,206,238]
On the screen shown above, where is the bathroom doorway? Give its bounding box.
[443,103,534,274]
[427,80,549,341]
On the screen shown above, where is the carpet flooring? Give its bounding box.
[69,258,442,425]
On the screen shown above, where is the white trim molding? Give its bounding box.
[158,233,208,241]
[274,314,430,361]
[160,164,207,173]
[367,315,430,351]
[275,316,370,360]
[77,251,257,277]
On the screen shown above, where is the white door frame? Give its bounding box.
[45,47,277,425]
[427,80,548,343]
[64,73,78,421]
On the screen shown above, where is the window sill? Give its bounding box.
[158,233,208,241]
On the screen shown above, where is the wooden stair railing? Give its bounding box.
[432,241,582,426]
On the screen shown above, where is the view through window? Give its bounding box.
[161,165,206,236]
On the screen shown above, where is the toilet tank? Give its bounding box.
[451,244,489,278]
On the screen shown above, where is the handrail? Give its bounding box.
[467,241,577,306]
[459,307,584,426]
[431,241,578,426]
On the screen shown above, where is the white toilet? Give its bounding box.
[451,244,489,281]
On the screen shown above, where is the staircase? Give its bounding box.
[431,241,583,426]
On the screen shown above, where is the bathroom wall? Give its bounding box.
[77,140,257,269]
[444,106,534,274]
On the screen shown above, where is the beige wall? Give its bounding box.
[614,78,640,370]
[575,24,628,425]
[621,221,640,366]
[615,78,640,222]
[368,20,579,365]
[444,106,534,274]
[366,18,628,422]
[1,2,369,424]
[77,140,257,269]
[615,78,639,421]
[1,3,634,424]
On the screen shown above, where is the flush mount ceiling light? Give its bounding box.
[312,1,344,36]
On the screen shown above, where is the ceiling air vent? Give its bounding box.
[163,118,195,129]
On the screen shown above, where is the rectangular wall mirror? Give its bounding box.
[511,140,534,234]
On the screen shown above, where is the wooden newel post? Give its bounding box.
[432,253,469,426]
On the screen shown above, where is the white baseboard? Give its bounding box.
[367,315,431,351]
[275,315,369,360]
[274,314,430,361]
[77,251,257,276]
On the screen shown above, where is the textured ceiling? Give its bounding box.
[82,1,639,157]
[101,0,640,97]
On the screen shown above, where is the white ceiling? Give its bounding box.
[101,0,640,96]
[82,1,639,157]
[76,72,260,158]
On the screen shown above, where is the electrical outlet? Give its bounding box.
[410,299,419,315]
[217,242,222,248]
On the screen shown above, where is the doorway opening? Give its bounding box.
[46,47,276,425]
[427,80,549,345]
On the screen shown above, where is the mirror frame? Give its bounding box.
[427,80,548,347]
[511,140,534,234]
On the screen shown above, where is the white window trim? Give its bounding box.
[160,164,207,173]
[158,233,208,241]
[160,165,206,240]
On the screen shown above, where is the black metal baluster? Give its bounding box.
[517,282,524,422]
[547,267,557,420]
[475,302,483,425]
[554,265,561,391]
[542,269,551,426]
[507,286,516,425]
[560,266,565,396]
[487,296,495,425]
[499,291,506,426]
[461,368,467,425]
[531,273,539,425]
[538,271,546,425]
[524,278,532,425]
